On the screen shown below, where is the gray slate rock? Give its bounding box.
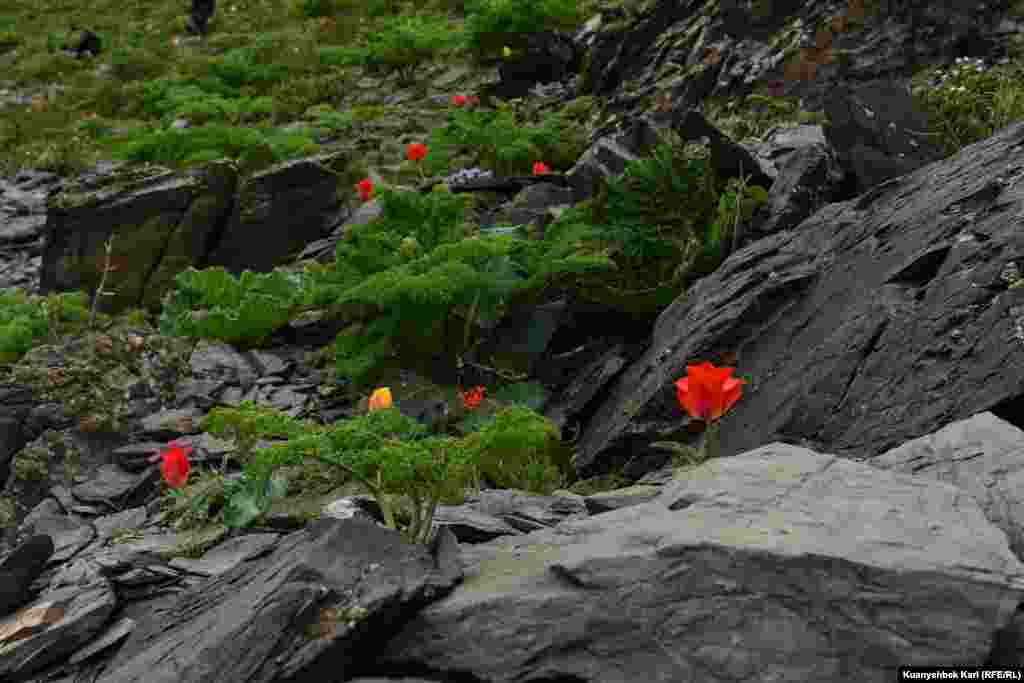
[95,518,462,683]
[380,445,1024,682]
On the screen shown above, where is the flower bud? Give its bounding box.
[399,236,421,259]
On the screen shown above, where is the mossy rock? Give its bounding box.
[351,104,395,123]
[560,95,597,122]
[567,472,633,496]
[304,103,337,119]
[0,32,20,54]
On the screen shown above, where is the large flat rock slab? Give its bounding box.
[380,445,1024,683]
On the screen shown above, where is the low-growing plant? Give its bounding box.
[0,289,92,363]
[428,102,585,177]
[161,471,225,531]
[288,0,346,19]
[361,15,460,85]
[328,232,531,388]
[220,471,289,528]
[102,122,318,171]
[205,46,293,90]
[159,267,308,348]
[149,84,275,126]
[583,140,721,313]
[252,406,434,538]
[303,184,476,307]
[158,389,570,542]
[249,402,566,543]
[515,201,617,290]
[270,70,351,122]
[363,0,407,16]
[203,401,316,465]
[461,0,584,60]
[916,59,1024,157]
[10,325,188,432]
[200,401,316,527]
[450,379,548,434]
[316,45,368,69]
[459,404,569,493]
[428,105,536,177]
[108,46,167,82]
[691,171,769,278]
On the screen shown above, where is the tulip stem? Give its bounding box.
[701,420,721,462]
[377,470,396,530]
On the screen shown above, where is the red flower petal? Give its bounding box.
[675,362,745,422]
[160,445,191,489]
[462,385,486,409]
[355,178,374,201]
[406,143,428,162]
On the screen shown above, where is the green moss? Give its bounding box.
[351,104,395,123]
[560,95,596,122]
[0,497,15,529]
[11,444,50,481]
[163,523,230,559]
[566,471,632,496]
[11,326,192,431]
[142,166,238,311]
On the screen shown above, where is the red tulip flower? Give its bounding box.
[532,161,551,176]
[675,362,744,423]
[160,443,192,489]
[462,385,486,410]
[451,94,467,107]
[467,95,480,107]
[406,143,428,162]
[674,361,744,463]
[356,178,374,201]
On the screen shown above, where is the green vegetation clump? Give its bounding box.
[428,103,585,177]
[288,0,347,19]
[0,289,92,363]
[0,496,15,529]
[361,15,461,85]
[329,232,530,388]
[517,142,718,316]
[159,267,308,348]
[108,46,167,82]
[460,404,569,493]
[513,139,769,317]
[461,0,585,59]
[198,400,318,527]
[292,184,532,387]
[10,323,192,432]
[104,122,318,170]
[914,59,1024,157]
[205,399,568,542]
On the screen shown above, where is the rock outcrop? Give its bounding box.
[4,0,1024,680]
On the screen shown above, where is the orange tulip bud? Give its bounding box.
[368,387,393,411]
